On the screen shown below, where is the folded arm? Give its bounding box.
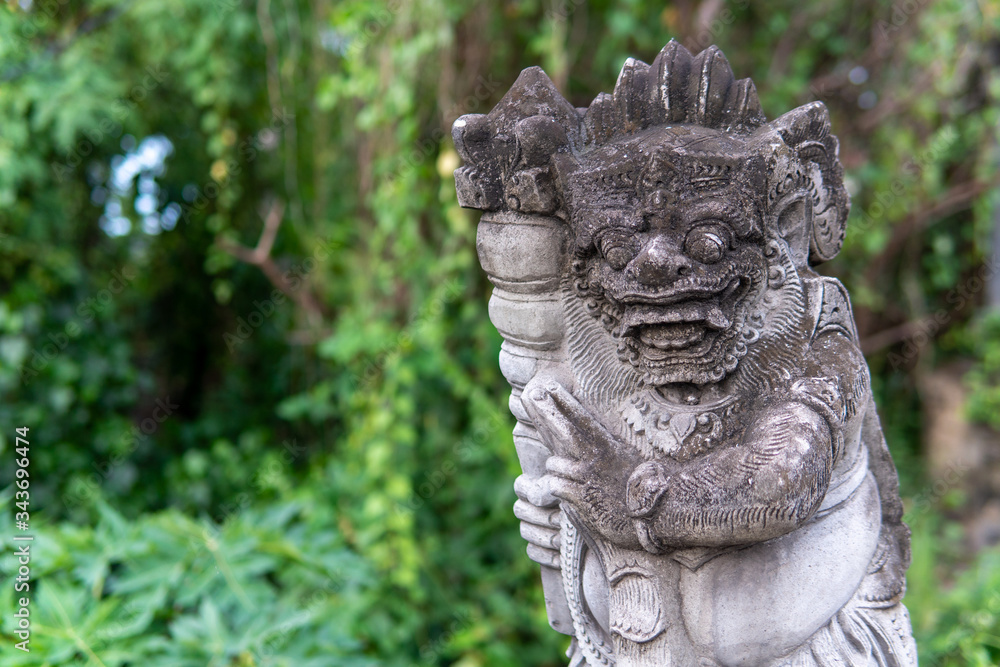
[627,398,835,552]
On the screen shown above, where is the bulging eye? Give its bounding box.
[684,225,728,264]
[598,231,639,271]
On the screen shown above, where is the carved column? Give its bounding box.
[476,210,573,633]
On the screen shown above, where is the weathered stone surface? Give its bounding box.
[454,40,917,666]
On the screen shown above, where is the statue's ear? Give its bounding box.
[761,101,850,267]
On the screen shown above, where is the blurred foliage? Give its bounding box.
[0,0,998,664]
[907,510,1000,666]
[967,311,1000,430]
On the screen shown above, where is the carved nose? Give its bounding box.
[629,236,692,286]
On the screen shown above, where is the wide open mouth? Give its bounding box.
[639,321,713,352]
[619,278,746,357]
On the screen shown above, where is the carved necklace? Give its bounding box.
[619,385,744,461]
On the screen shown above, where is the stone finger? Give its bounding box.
[523,376,616,460]
[520,521,561,549]
[545,456,588,481]
[521,377,577,457]
[513,474,558,508]
[543,380,617,449]
[548,476,585,504]
[513,499,562,527]
[526,544,560,569]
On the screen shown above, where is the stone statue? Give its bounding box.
[452,41,917,666]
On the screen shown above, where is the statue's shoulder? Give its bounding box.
[803,274,859,345]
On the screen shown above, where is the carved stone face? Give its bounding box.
[563,126,769,386]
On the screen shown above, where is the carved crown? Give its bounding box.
[452,40,850,265]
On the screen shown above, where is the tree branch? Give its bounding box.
[217,200,325,322]
[864,180,994,285]
[860,316,936,356]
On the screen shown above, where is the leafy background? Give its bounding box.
[1,0,999,665]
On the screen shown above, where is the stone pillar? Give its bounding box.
[476,210,574,634]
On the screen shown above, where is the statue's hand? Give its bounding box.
[522,376,644,550]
